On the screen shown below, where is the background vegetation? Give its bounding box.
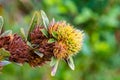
[0,0,120,80]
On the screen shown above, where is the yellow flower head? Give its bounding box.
[49,21,84,59]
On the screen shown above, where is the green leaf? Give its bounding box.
[50,57,57,67]
[31,44,39,48]
[41,10,49,29]
[65,56,75,70]
[0,61,11,67]
[27,41,33,49]
[51,59,59,76]
[0,48,10,61]
[27,11,41,41]
[52,31,58,39]
[48,38,56,43]
[0,30,12,37]
[34,50,43,58]
[40,29,49,38]
[51,18,55,26]
[0,16,3,34]
[20,28,27,40]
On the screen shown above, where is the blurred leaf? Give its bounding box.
[0,61,11,67]
[27,41,33,49]
[50,57,57,67]
[41,10,49,29]
[27,11,41,41]
[34,50,43,58]
[50,18,55,27]
[51,59,59,76]
[0,16,3,34]
[52,31,58,39]
[65,57,75,70]
[40,29,49,38]
[0,30,12,37]
[48,38,56,43]
[20,28,27,40]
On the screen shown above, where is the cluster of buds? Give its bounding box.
[0,11,84,76]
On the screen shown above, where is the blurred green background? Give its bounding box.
[0,0,120,80]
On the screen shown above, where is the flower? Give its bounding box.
[0,35,12,50]
[48,21,84,76]
[8,34,30,63]
[28,26,55,67]
[30,26,46,44]
[49,21,84,59]
[0,31,13,61]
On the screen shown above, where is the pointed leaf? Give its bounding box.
[41,10,49,29]
[27,11,41,41]
[27,41,33,49]
[49,18,55,27]
[0,61,11,67]
[34,50,43,57]
[66,57,75,70]
[52,31,58,39]
[51,60,59,76]
[32,44,39,48]
[0,30,12,37]
[20,28,27,40]
[51,18,55,26]
[40,29,49,38]
[0,16,3,34]
[50,57,57,67]
[48,38,56,43]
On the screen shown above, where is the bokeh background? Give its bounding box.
[0,0,120,80]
